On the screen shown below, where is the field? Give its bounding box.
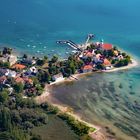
[32,115,79,140]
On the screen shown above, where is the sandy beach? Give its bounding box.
[104,59,138,73]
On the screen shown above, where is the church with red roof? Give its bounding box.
[101,43,113,50]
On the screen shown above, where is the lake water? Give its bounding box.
[0,0,140,139]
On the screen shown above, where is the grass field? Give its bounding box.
[32,115,79,140]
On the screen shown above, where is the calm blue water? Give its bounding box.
[0,0,140,57]
[0,1,140,139]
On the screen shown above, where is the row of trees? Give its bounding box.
[115,55,131,67]
[58,113,93,136]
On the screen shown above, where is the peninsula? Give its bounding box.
[0,35,138,140]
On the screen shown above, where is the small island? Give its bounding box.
[0,35,137,140]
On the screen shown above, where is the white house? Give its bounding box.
[118,55,124,60]
[5,69,17,77]
[52,73,64,82]
[93,54,102,63]
[8,87,14,95]
[0,55,17,66]
[9,55,17,66]
[26,67,38,75]
[21,57,36,65]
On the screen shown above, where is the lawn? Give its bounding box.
[32,115,79,140]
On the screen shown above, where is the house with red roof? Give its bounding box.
[15,77,24,84]
[23,77,33,85]
[103,58,111,66]
[85,51,93,57]
[12,64,26,70]
[103,58,113,70]
[0,76,7,85]
[82,65,93,73]
[15,76,33,85]
[101,43,113,50]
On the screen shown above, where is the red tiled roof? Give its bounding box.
[86,52,93,57]
[83,65,93,70]
[12,64,26,70]
[23,77,33,84]
[103,58,111,66]
[0,76,7,83]
[15,77,24,83]
[15,76,33,84]
[96,54,101,59]
[102,43,112,50]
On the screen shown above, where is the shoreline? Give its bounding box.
[35,59,138,140]
[49,58,138,86]
[35,87,106,140]
[104,59,138,73]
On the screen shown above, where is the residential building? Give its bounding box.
[101,43,113,51]
[12,64,26,70]
[5,69,16,77]
[82,65,93,73]
[52,73,64,82]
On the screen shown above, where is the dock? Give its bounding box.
[56,40,82,51]
[86,34,95,45]
[56,34,95,52]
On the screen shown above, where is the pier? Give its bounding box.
[56,34,95,52]
[56,40,82,51]
[85,34,95,45]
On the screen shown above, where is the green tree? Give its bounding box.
[65,68,72,77]
[0,132,12,140]
[14,83,24,93]
[48,65,57,75]
[3,62,10,68]
[0,90,9,103]
[43,55,48,62]
[96,63,105,70]
[30,135,42,140]
[51,55,58,63]
[115,58,130,67]
[69,61,76,74]
[3,47,12,55]
[0,107,12,131]
[10,124,27,140]
[77,60,84,69]
[0,61,10,68]
[23,54,28,59]
[36,59,45,66]
[11,110,22,124]
[37,70,51,83]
